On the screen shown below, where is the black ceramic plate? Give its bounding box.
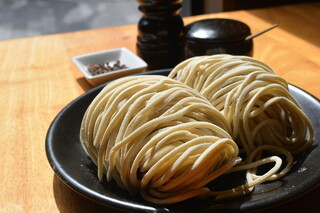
[46,69,320,212]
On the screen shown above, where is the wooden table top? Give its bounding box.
[0,2,319,213]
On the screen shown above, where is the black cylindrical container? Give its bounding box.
[136,0,184,70]
[184,19,253,59]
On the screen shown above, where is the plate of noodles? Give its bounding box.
[46,66,320,212]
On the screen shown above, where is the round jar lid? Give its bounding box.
[185,18,251,43]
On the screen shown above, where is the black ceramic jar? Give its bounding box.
[184,18,253,59]
[136,0,184,70]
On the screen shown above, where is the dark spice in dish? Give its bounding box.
[87,60,128,75]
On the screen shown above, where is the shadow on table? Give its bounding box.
[76,77,94,93]
[52,174,123,213]
[247,2,320,48]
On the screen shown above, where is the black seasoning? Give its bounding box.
[87,60,128,76]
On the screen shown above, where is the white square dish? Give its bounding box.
[72,48,148,86]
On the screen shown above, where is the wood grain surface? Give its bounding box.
[0,2,319,213]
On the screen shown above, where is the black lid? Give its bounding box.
[185,18,251,43]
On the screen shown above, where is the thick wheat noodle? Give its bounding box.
[80,54,314,204]
[80,75,245,204]
[169,54,314,196]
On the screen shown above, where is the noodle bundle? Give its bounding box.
[169,54,314,189]
[169,54,314,155]
[80,75,240,204]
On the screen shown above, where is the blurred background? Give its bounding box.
[0,0,315,41]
